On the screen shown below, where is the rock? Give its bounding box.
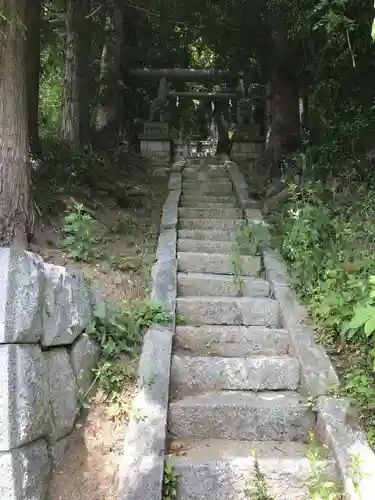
[48,435,70,470]
[0,440,50,500]
[0,249,45,344]
[70,333,100,398]
[42,264,91,347]
[88,286,106,311]
[0,344,50,451]
[44,348,78,441]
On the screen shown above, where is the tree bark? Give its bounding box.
[96,1,123,144]
[60,0,90,147]
[26,0,42,157]
[0,0,34,247]
[262,17,301,174]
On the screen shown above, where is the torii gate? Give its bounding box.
[130,68,263,162]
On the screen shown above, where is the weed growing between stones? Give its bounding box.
[244,450,274,500]
[230,222,268,295]
[162,461,178,500]
[85,300,172,414]
[306,430,343,500]
[230,244,244,296]
[234,222,269,256]
[175,314,188,325]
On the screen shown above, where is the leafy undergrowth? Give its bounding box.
[32,138,169,304]
[40,139,170,499]
[264,151,375,448]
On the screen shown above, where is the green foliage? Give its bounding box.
[87,300,172,405]
[59,203,99,262]
[162,461,178,500]
[275,159,375,445]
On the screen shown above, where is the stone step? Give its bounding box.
[168,391,314,441]
[180,195,237,205]
[179,201,238,209]
[178,207,243,219]
[178,252,261,276]
[182,180,233,187]
[182,174,230,181]
[170,440,338,500]
[176,297,280,327]
[177,273,269,297]
[182,185,234,196]
[179,218,244,231]
[174,326,290,356]
[171,355,300,392]
[178,230,235,241]
[178,239,233,254]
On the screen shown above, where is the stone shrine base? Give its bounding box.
[140,139,171,163]
[231,140,263,161]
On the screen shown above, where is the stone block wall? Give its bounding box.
[0,248,101,500]
[231,140,263,161]
[140,139,171,163]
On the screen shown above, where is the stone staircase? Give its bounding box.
[166,158,339,499]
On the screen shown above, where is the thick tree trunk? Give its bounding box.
[0,0,34,247]
[60,0,90,147]
[96,1,123,144]
[26,0,42,157]
[262,17,301,174]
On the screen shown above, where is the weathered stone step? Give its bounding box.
[177,252,261,276]
[170,440,338,500]
[178,273,269,297]
[171,355,300,391]
[178,207,243,219]
[182,174,230,181]
[168,391,314,441]
[176,297,280,327]
[182,185,234,196]
[178,239,233,254]
[182,179,233,187]
[180,195,237,205]
[175,326,290,356]
[179,219,243,231]
[178,230,235,241]
[179,201,238,208]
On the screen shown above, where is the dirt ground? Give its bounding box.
[37,157,169,500]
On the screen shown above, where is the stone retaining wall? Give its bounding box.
[0,248,101,500]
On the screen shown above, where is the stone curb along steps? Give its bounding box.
[119,156,375,500]
[0,249,103,500]
[118,160,183,500]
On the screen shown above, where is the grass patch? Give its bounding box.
[85,300,172,417]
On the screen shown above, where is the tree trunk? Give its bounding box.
[26,0,42,157]
[262,17,301,174]
[267,72,300,161]
[60,0,90,147]
[96,1,123,144]
[0,0,34,247]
